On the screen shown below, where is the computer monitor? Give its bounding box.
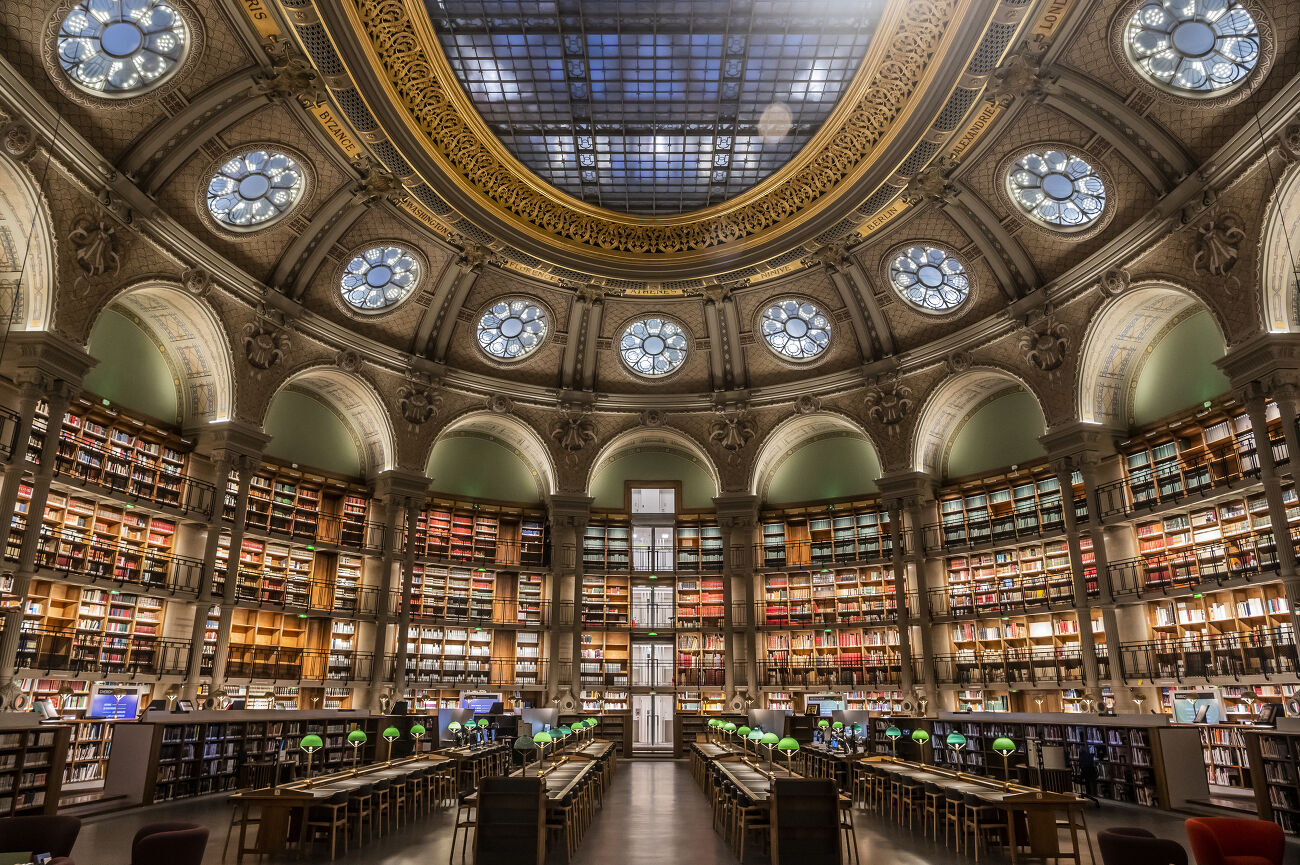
[88,693,139,719]
[489,701,504,715]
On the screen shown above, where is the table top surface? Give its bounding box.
[712,759,803,802]
[511,741,611,801]
[866,760,1084,806]
[231,755,451,802]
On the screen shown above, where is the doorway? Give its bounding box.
[631,640,674,688]
[632,693,674,753]
[631,584,674,629]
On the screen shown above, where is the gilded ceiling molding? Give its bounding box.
[342,0,963,259]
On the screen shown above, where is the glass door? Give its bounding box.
[630,640,674,687]
[631,585,673,629]
[631,526,675,571]
[632,693,675,752]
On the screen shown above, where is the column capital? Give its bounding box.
[1,331,96,385]
[547,493,592,526]
[875,470,937,508]
[1216,331,1300,391]
[197,420,271,461]
[712,492,759,527]
[1039,421,1116,464]
[373,467,430,502]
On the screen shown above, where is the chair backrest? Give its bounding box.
[475,777,545,865]
[131,823,209,865]
[770,779,840,865]
[1185,817,1284,865]
[0,816,81,858]
[325,790,350,806]
[1098,828,1187,865]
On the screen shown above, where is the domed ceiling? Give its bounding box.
[306,0,1022,287]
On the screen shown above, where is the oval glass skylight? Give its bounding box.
[340,246,421,312]
[619,318,688,377]
[56,0,189,97]
[1124,0,1260,95]
[889,246,970,313]
[761,299,831,360]
[206,150,305,230]
[1006,150,1107,231]
[477,298,548,360]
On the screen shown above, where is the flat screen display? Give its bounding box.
[462,698,497,714]
[87,693,138,719]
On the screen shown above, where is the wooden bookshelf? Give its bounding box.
[213,535,321,607]
[1145,584,1291,643]
[762,627,901,687]
[675,576,725,628]
[0,720,69,815]
[758,501,893,569]
[941,537,1095,617]
[674,519,722,572]
[580,574,629,627]
[936,470,1081,549]
[1247,728,1300,835]
[676,632,725,687]
[578,690,629,714]
[579,632,629,688]
[582,521,630,572]
[411,502,547,566]
[762,565,897,627]
[225,609,308,679]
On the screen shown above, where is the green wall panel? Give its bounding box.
[765,435,882,504]
[263,390,362,477]
[589,450,715,509]
[1132,309,1228,426]
[946,390,1046,479]
[426,436,542,504]
[83,309,178,423]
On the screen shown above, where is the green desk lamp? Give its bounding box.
[992,737,1016,788]
[736,726,751,752]
[723,721,737,745]
[410,723,427,754]
[746,728,762,755]
[533,730,553,771]
[911,728,931,763]
[514,734,536,776]
[832,721,844,732]
[447,720,462,744]
[885,725,902,759]
[761,732,779,772]
[777,737,800,773]
[708,717,722,744]
[347,728,368,774]
[383,726,400,763]
[299,733,323,785]
[946,731,966,765]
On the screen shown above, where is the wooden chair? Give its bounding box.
[347,784,374,848]
[961,792,1006,863]
[371,779,391,838]
[449,792,476,865]
[943,789,964,851]
[921,781,944,840]
[300,790,350,861]
[390,776,408,830]
[840,796,860,865]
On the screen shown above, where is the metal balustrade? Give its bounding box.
[758,659,908,688]
[237,508,388,551]
[401,656,549,688]
[566,543,730,573]
[225,646,374,682]
[406,536,548,568]
[754,594,912,629]
[1107,528,1282,599]
[53,432,217,518]
[209,570,384,616]
[19,524,204,594]
[406,595,551,628]
[16,628,190,678]
[925,575,1096,619]
[752,537,898,570]
[1118,627,1297,682]
[931,646,1108,686]
[1096,453,1262,520]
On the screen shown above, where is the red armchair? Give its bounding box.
[1185,818,1285,865]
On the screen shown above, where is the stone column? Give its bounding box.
[12,381,76,595]
[1052,459,1102,698]
[715,493,759,707]
[904,497,940,711]
[1241,386,1300,639]
[1076,454,1130,701]
[548,494,592,709]
[369,468,430,708]
[1272,381,1300,480]
[393,497,421,700]
[877,472,938,711]
[209,455,258,687]
[184,451,232,698]
[0,374,47,546]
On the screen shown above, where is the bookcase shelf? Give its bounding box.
[580,575,629,627]
[1247,729,1300,835]
[761,565,897,627]
[933,469,1084,551]
[411,502,547,567]
[0,721,69,815]
[675,577,725,628]
[676,632,725,687]
[583,521,630,572]
[674,519,723,572]
[937,537,1095,619]
[758,502,893,569]
[579,633,629,688]
[225,466,374,549]
[761,627,902,688]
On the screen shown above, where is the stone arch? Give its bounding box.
[1261,162,1300,333]
[89,280,236,426]
[0,152,54,332]
[1077,281,1226,429]
[911,366,1047,476]
[587,426,721,503]
[265,366,397,475]
[749,411,880,498]
[431,410,558,498]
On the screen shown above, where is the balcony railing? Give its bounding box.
[573,544,726,574]
[406,596,550,628]
[55,433,216,518]
[401,656,548,688]
[925,575,1097,619]
[1108,529,1281,599]
[1097,452,1261,520]
[758,659,907,688]
[224,646,374,682]
[755,595,911,629]
[406,537,548,568]
[931,646,1107,686]
[17,628,189,678]
[21,526,204,594]
[924,497,1087,553]
[210,571,383,617]
[1118,627,1297,682]
[235,508,388,552]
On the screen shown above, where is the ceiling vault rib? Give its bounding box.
[841,256,896,358]
[558,295,588,391]
[1041,93,1175,193]
[268,184,354,296]
[411,258,467,357]
[141,94,273,195]
[823,265,877,362]
[720,296,748,390]
[580,296,604,390]
[702,297,728,389]
[948,184,1038,299]
[430,263,482,363]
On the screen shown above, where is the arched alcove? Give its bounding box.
[0,154,53,332]
[426,434,545,503]
[588,428,720,510]
[263,368,396,478]
[1077,283,1228,429]
[1261,163,1300,333]
[750,413,881,504]
[912,368,1047,478]
[83,308,178,423]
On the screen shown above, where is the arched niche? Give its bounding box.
[0,153,54,332]
[1077,283,1228,428]
[263,368,396,477]
[587,428,720,510]
[750,413,881,504]
[912,368,1047,478]
[432,411,557,499]
[1261,163,1300,333]
[84,282,235,427]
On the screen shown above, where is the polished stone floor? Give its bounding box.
[68,758,1299,865]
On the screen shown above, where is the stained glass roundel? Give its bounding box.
[889,246,970,313]
[56,0,189,96]
[206,150,305,230]
[477,298,548,360]
[1006,150,1107,231]
[1124,0,1260,95]
[619,318,688,377]
[761,299,831,360]
[340,246,421,312]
